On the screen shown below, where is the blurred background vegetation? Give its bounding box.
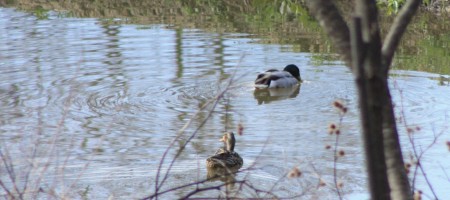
[1,0,449,75]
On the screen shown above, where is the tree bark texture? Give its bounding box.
[359,1,415,199]
[381,79,413,200]
[382,0,423,76]
[351,17,391,200]
[306,1,352,67]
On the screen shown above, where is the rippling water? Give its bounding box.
[0,8,449,199]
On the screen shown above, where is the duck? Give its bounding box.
[254,64,301,89]
[206,132,243,170]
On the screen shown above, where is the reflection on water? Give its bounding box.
[206,167,238,188]
[0,7,449,199]
[253,84,301,105]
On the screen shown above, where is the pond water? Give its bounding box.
[0,7,449,200]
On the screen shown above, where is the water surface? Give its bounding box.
[0,7,449,199]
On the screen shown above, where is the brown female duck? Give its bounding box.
[206,132,243,170]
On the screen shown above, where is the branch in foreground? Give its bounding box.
[381,0,422,74]
[393,80,443,199]
[180,180,280,199]
[306,0,352,67]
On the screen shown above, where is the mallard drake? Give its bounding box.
[206,132,243,169]
[254,64,301,89]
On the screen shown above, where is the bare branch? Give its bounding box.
[394,81,442,199]
[382,0,422,74]
[145,175,236,199]
[331,102,348,200]
[306,0,352,68]
[0,145,22,199]
[0,180,14,199]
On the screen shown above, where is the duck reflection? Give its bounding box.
[206,166,238,189]
[253,84,301,105]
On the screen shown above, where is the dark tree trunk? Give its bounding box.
[351,13,391,200]
[355,1,400,199]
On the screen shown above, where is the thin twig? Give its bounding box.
[22,102,45,197]
[333,110,345,200]
[0,144,21,199]
[333,133,342,199]
[394,81,441,199]
[310,163,326,189]
[180,181,245,199]
[21,135,39,198]
[413,126,445,199]
[177,180,295,200]
[0,179,14,199]
[439,163,450,182]
[146,176,239,199]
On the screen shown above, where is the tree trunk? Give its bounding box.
[381,85,413,200]
[306,0,420,199]
[351,17,391,200]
